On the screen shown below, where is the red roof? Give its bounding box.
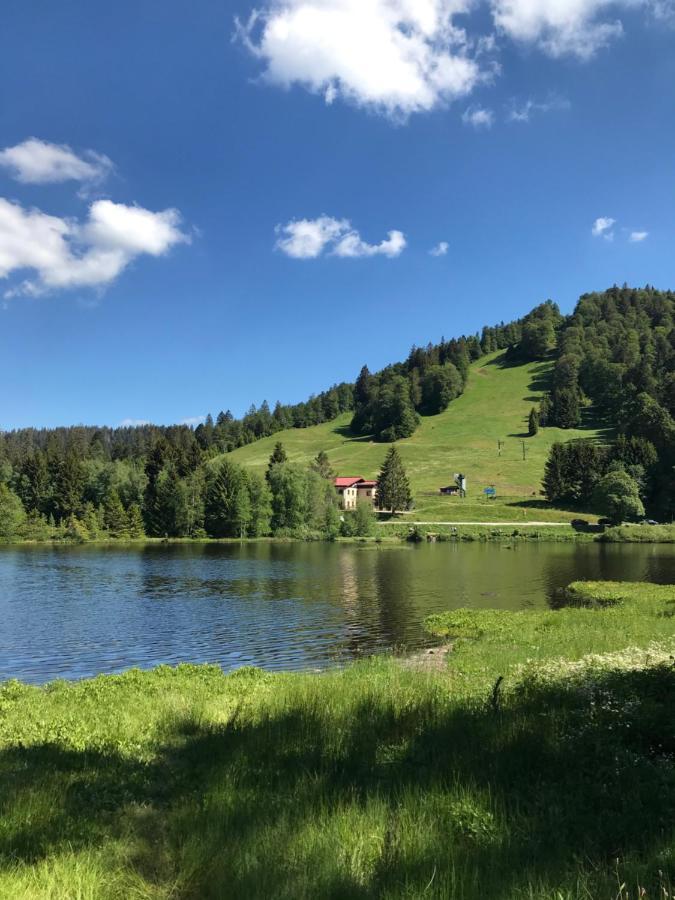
[335,477,364,487]
[358,481,378,488]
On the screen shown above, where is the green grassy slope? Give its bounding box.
[227,352,606,522]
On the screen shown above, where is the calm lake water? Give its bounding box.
[1,541,675,684]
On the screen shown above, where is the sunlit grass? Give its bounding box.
[0,582,673,898]
[226,352,606,523]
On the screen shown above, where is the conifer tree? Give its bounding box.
[528,407,539,436]
[542,443,569,503]
[377,447,412,515]
[103,488,129,538]
[311,450,334,480]
[266,442,288,482]
[126,503,145,538]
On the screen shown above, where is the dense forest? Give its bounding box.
[1,286,674,539]
[540,286,675,520]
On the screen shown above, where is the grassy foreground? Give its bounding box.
[1,582,674,899]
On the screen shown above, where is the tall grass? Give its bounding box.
[0,582,673,899]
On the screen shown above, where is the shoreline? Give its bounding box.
[2,522,675,547]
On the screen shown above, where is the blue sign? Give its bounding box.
[484,487,496,496]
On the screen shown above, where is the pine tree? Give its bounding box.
[311,450,334,480]
[542,443,569,503]
[126,503,145,538]
[103,488,129,538]
[377,447,412,515]
[266,442,287,482]
[528,407,539,436]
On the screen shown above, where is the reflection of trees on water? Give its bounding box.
[542,543,675,608]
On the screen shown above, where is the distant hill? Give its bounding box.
[226,350,605,523]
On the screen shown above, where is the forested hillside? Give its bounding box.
[539,286,675,520]
[1,286,673,539]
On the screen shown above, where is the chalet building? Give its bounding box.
[334,477,378,510]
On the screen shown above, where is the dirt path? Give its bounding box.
[379,520,571,527]
[398,645,454,672]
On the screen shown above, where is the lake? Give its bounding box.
[1,541,675,684]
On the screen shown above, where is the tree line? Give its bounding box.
[538,286,675,520]
[0,430,413,542]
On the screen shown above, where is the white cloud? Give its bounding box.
[0,138,113,185]
[629,230,648,242]
[275,216,406,259]
[180,416,207,426]
[592,216,616,240]
[430,241,449,256]
[0,197,189,298]
[333,228,406,258]
[506,95,570,121]
[119,419,151,428]
[274,215,349,259]
[492,0,624,57]
[491,0,672,58]
[236,0,487,118]
[462,105,495,127]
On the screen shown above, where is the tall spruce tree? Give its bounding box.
[377,447,412,515]
[528,408,539,436]
[542,443,569,503]
[266,442,288,483]
[311,450,334,480]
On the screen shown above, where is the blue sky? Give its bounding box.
[1,0,674,430]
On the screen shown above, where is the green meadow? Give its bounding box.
[1,581,673,900]
[227,351,606,523]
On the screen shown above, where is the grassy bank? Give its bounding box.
[4,522,675,548]
[600,524,675,543]
[1,582,674,899]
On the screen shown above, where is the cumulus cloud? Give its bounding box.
[592,216,616,240]
[0,197,189,298]
[274,215,349,259]
[0,138,113,185]
[462,105,494,127]
[236,0,487,117]
[333,228,406,258]
[491,0,672,59]
[430,241,449,256]
[275,216,406,259]
[629,230,649,242]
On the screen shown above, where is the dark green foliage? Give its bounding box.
[543,441,608,505]
[204,458,269,539]
[266,442,288,482]
[311,450,334,480]
[421,364,462,415]
[0,483,26,540]
[374,376,420,442]
[377,447,412,515]
[551,387,581,429]
[542,443,569,504]
[528,408,539,436]
[103,488,129,538]
[593,470,645,524]
[340,502,377,537]
[520,319,555,359]
[539,287,675,517]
